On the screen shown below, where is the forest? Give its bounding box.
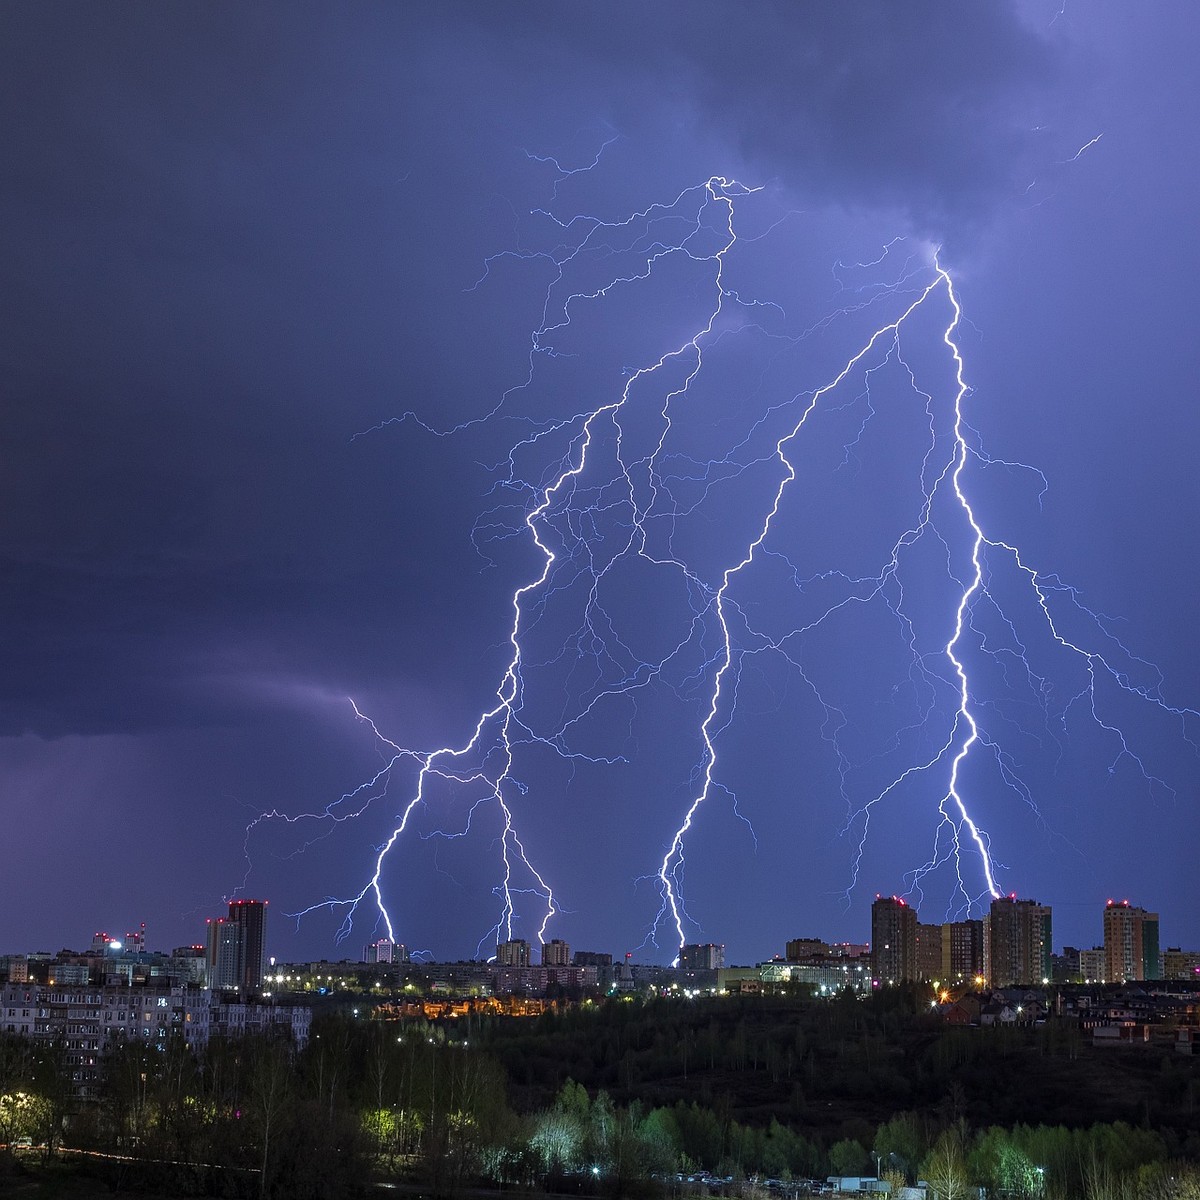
[2,987,1199,1198]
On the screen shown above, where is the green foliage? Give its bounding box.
[829,1136,870,1175]
[8,991,1200,1197]
[923,1124,970,1200]
[875,1111,926,1178]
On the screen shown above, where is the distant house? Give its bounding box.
[940,998,979,1027]
[943,997,979,1026]
[1092,1023,1151,1047]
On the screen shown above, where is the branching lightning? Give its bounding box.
[242,155,1197,959]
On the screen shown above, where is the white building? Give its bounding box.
[0,982,309,1099]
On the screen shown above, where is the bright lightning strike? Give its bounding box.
[243,157,1197,960]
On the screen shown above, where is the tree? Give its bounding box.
[0,1035,34,1153]
[924,1126,971,1200]
[996,1141,1044,1199]
[638,1107,680,1176]
[875,1112,925,1181]
[248,1036,292,1198]
[27,1038,71,1160]
[531,1107,584,1175]
[830,1137,870,1176]
[102,1039,156,1153]
[156,1035,202,1162]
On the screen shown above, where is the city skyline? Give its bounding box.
[4,4,1200,964]
[5,889,1196,983]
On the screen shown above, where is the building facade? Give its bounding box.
[495,938,531,967]
[1103,900,1160,983]
[1162,948,1200,980]
[1,981,311,1099]
[759,958,874,996]
[679,943,725,970]
[541,938,570,966]
[226,900,267,993]
[1078,946,1106,983]
[785,938,830,962]
[944,920,985,982]
[871,896,917,983]
[205,918,241,990]
[987,895,1052,987]
[363,938,408,965]
[492,964,597,996]
[915,923,944,981]
[572,950,612,967]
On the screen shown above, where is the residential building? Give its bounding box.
[916,923,944,980]
[572,950,612,967]
[1103,900,1160,982]
[987,895,1052,987]
[944,920,985,982]
[786,938,831,961]
[541,938,570,966]
[492,964,597,996]
[871,895,917,983]
[4,980,312,1101]
[0,956,29,983]
[205,917,242,991]
[226,900,267,993]
[495,938,531,967]
[1162,947,1200,980]
[679,943,725,970]
[829,942,870,959]
[1079,946,1106,983]
[1,982,211,1099]
[363,938,407,965]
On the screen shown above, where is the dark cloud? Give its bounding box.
[1,1,1057,740]
[2,3,1196,960]
[456,1,1058,223]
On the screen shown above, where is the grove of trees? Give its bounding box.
[1,987,1198,1198]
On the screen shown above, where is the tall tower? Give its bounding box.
[871,896,917,984]
[364,938,395,965]
[679,943,725,970]
[226,899,268,993]
[987,895,1052,987]
[915,923,944,981]
[541,938,570,966]
[1103,900,1160,982]
[943,919,985,982]
[205,917,242,990]
[496,938,531,967]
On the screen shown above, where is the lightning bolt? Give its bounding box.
[243,153,1197,960]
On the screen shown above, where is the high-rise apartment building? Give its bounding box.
[1103,900,1160,982]
[205,917,242,991]
[944,920,985,982]
[987,895,1052,987]
[226,900,267,993]
[679,943,725,970]
[871,896,917,983]
[362,938,407,965]
[496,938,531,967]
[915,923,944,981]
[207,901,268,993]
[541,938,570,966]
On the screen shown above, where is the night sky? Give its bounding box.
[4,3,1199,966]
